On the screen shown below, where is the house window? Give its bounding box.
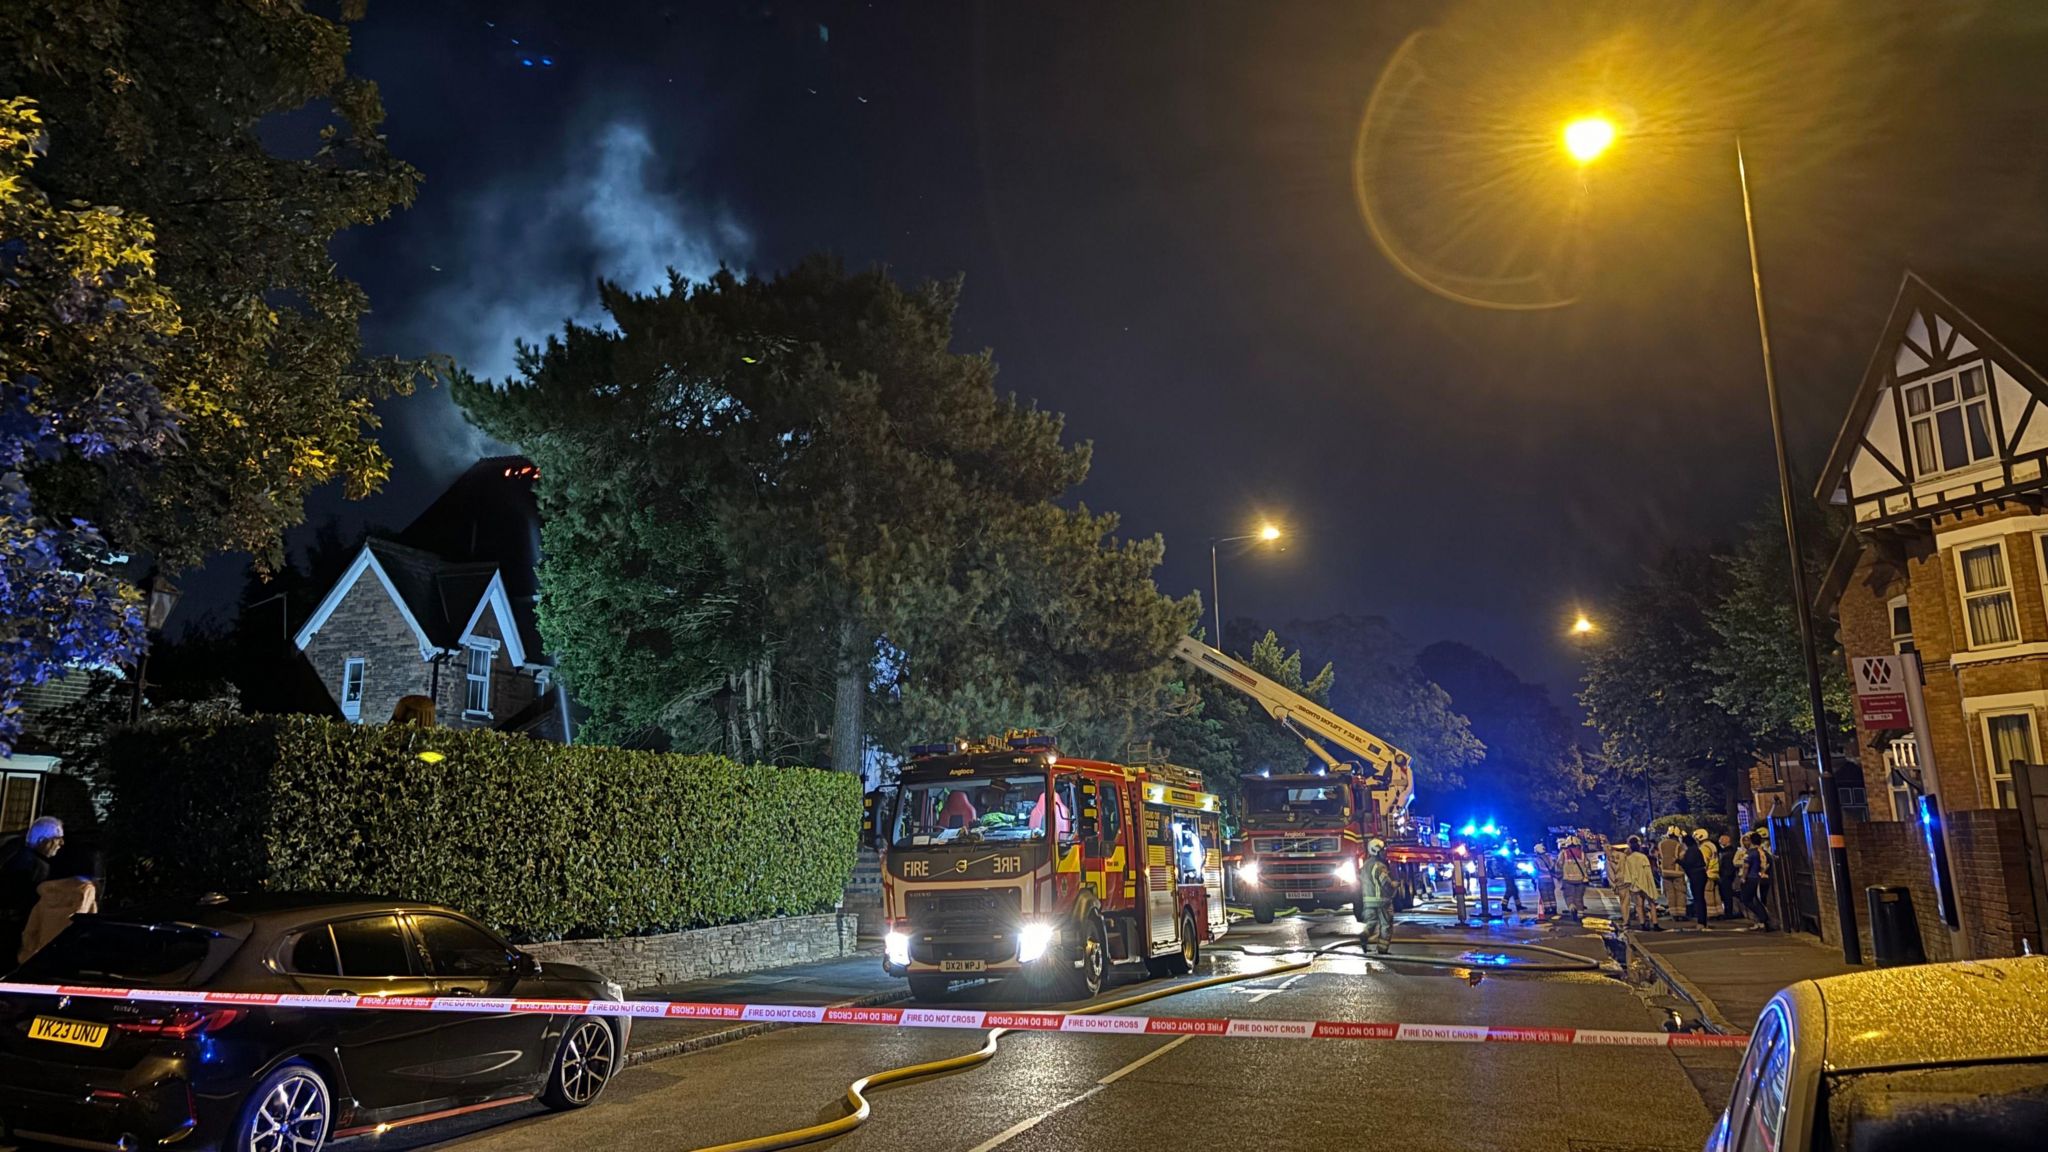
[465,644,493,716]
[1982,711,2035,809]
[1957,541,2019,647]
[1905,363,1994,476]
[341,658,366,722]
[1887,595,1914,655]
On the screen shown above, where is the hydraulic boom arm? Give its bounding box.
[1171,636,1415,811]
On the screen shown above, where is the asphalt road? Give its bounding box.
[373,910,1740,1152]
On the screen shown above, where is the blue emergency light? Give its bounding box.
[1007,734,1057,750]
[908,742,955,759]
[1480,820,1499,836]
[1459,822,1478,837]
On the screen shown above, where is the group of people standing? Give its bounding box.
[1610,825,1775,932]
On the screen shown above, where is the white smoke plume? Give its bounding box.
[399,119,751,470]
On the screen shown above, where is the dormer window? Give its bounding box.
[1906,363,1993,477]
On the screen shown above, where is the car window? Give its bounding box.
[284,926,341,976]
[1734,1003,1789,1152]
[10,920,225,988]
[329,915,415,978]
[413,914,512,978]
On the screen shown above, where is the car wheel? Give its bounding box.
[907,974,952,1001]
[540,1017,618,1111]
[235,1062,331,1152]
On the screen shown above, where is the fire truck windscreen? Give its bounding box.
[891,774,1058,846]
[1242,782,1347,817]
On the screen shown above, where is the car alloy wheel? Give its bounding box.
[244,1066,330,1152]
[552,1019,617,1108]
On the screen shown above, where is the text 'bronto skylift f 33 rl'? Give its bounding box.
[863,732,1227,1001]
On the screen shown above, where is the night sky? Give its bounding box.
[187,1,2048,705]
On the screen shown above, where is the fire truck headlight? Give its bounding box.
[1332,859,1358,885]
[1236,860,1261,885]
[1017,921,1057,964]
[885,931,911,967]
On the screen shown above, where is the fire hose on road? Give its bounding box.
[687,953,1316,1152]
[687,933,1612,1152]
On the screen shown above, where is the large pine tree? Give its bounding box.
[456,259,1195,764]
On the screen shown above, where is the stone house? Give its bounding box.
[1814,271,2047,958]
[293,457,574,742]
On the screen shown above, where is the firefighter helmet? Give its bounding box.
[1367,837,1386,856]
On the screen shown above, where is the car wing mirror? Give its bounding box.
[512,951,542,978]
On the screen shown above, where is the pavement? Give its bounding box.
[618,947,907,1065]
[377,904,1745,1152]
[1625,918,1858,1033]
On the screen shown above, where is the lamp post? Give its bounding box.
[1210,523,1282,650]
[129,571,182,723]
[1567,118,1861,963]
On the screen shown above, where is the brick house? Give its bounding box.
[293,457,574,742]
[1814,271,2048,958]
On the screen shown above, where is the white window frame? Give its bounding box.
[1904,361,1995,478]
[1887,594,1913,654]
[340,658,366,722]
[1979,708,2035,810]
[464,642,495,718]
[1954,539,2021,649]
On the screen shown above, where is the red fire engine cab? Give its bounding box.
[865,734,1227,1001]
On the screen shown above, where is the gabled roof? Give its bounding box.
[293,538,528,666]
[398,455,544,658]
[1815,270,2048,505]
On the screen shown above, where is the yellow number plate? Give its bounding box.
[29,1016,108,1048]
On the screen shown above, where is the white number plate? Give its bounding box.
[940,960,985,973]
[1284,891,1314,900]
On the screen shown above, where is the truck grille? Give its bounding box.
[904,888,1022,934]
[1255,836,1341,855]
[1261,861,1337,878]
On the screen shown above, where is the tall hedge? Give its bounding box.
[105,716,861,942]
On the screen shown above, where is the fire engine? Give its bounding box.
[1171,636,1446,922]
[865,734,1227,1001]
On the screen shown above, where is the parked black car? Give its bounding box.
[0,893,627,1151]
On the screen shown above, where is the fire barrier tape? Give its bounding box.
[0,981,1748,1048]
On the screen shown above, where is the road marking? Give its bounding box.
[1096,1032,1195,1084]
[1239,971,1308,1004]
[965,1034,1197,1152]
[964,1085,1104,1152]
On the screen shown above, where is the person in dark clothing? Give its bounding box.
[1680,828,1711,927]
[1714,834,1740,920]
[1,817,65,968]
[1737,831,1775,931]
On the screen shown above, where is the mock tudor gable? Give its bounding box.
[1817,272,2048,525]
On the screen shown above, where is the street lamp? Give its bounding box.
[1568,121,1861,963]
[1571,614,1596,636]
[129,571,182,723]
[1210,523,1283,650]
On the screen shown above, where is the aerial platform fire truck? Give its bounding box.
[865,734,1228,1001]
[1171,636,1447,922]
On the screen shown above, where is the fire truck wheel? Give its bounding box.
[907,975,952,1001]
[1251,899,1276,925]
[1171,911,1200,974]
[1062,917,1109,999]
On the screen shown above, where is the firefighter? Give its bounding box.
[1359,838,1396,954]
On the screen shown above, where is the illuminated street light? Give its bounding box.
[1211,522,1286,649]
[1559,114,1861,964]
[1562,116,1616,165]
[1572,614,1595,636]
